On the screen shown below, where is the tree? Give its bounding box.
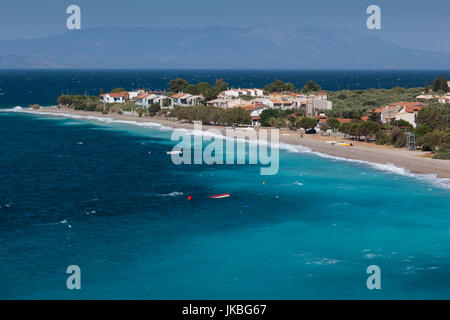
[111,87,125,93]
[424,79,429,92]
[339,122,352,138]
[214,78,228,92]
[375,130,390,145]
[390,127,407,148]
[259,109,281,126]
[99,88,104,95]
[169,78,189,93]
[439,131,450,151]
[414,124,432,137]
[268,117,287,128]
[348,123,361,140]
[392,119,414,131]
[264,80,297,93]
[296,117,318,131]
[423,131,442,151]
[320,122,330,133]
[301,80,322,93]
[148,103,161,116]
[221,107,251,126]
[368,110,381,122]
[440,72,449,92]
[169,78,226,100]
[416,107,443,130]
[57,95,73,106]
[358,121,381,141]
[326,117,341,131]
[432,77,441,92]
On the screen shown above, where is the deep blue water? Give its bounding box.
[0,110,449,299]
[1,69,448,108]
[1,70,450,299]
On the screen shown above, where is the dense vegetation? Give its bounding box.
[263,79,297,93]
[57,95,104,112]
[431,72,449,93]
[326,87,424,118]
[263,79,322,94]
[169,78,228,101]
[169,106,251,126]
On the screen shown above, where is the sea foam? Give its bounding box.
[4,107,450,190]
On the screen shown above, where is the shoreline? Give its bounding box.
[17,106,450,180]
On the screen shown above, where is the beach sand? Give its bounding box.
[28,107,450,179]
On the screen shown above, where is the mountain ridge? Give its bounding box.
[0,25,449,69]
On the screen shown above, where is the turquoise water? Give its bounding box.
[1,110,449,299]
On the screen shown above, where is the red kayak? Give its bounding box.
[210,193,230,199]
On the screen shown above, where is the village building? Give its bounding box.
[377,102,426,127]
[135,93,174,109]
[170,92,204,107]
[243,103,267,127]
[219,88,264,99]
[206,97,247,109]
[438,94,450,104]
[100,91,129,103]
[128,89,146,100]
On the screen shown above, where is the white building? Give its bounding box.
[438,94,450,104]
[128,89,146,100]
[135,93,160,107]
[381,102,425,127]
[100,91,129,103]
[170,92,204,107]
[220,88,264,98]
[243,103,267,127]
[221,90,240,98]
[206,97,247,109]
[135,93,173,109]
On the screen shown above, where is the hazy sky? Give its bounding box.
[1,0,449,52]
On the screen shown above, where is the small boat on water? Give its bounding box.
[167,150,183,155]
[210,193,230,199]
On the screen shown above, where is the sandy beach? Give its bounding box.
[27,107,450,179]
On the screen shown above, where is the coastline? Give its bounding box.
[19,106,450,180]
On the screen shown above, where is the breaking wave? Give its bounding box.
[4,106,450,190]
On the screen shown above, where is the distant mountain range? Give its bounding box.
[0,25,449,69]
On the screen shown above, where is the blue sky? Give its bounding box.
[1,0,449,52]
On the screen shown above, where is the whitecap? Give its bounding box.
[160,191,184,197]
[363,253,382,259]
[7,107,450,190]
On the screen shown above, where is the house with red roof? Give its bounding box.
[337,118,352,124]
[170,92,203,107]
[381,102,427,127]
[243,103,267,127]
[100,91,129,103]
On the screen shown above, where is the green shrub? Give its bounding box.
[432,151,450,160]
[375,130,389,145]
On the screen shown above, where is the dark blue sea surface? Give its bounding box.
[0,69,448,108]
[0,110,449,299]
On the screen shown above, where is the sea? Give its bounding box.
[0,70,449,299]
